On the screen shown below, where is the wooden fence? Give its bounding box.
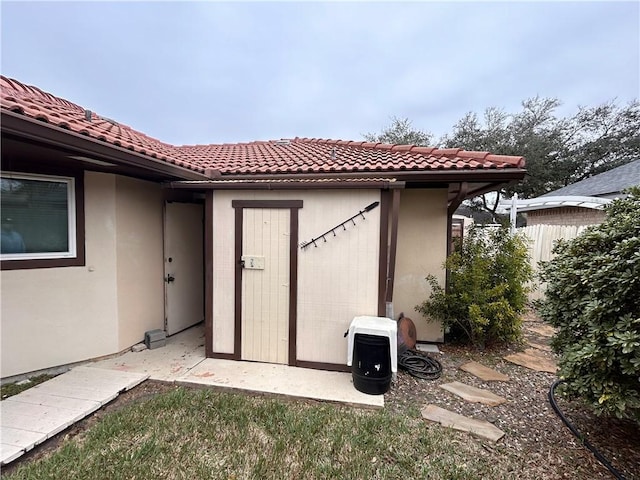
[519,224,590,301]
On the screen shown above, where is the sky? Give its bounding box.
[1,1,639,146]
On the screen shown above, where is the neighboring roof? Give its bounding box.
[540,159,640,198]
[1,76,526,178]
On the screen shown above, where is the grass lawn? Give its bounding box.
[1,375,54,400]
[3,386,508,480]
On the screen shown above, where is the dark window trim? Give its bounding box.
[232,200,303,209]
[295,360,350,373]
[1,167,85,270]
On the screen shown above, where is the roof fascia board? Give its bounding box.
[215,169,526,183]
[1,111,209,181]
[165,180,407,190]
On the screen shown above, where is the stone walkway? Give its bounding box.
[421,323,559,442]
[1,367,147,465]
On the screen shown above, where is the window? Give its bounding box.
[1,171,84,269]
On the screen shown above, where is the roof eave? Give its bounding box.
[212,168,527,183]
[1,110,210,181]
[165,179,407,190]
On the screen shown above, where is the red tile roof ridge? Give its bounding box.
[290,137,525,167]
[1,76,83,112]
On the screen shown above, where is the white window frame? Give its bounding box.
[1,172,77,261]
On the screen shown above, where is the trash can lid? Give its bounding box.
[347,316,397,372]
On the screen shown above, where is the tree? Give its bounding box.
[366,99,639,219]
[442,97,571,203]
[566,100,640,180]
[364,116,432,146]
[440,97,640,217]
[537,188,640,421]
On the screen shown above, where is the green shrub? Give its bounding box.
[417,224,533,347]
[538,187,640,421]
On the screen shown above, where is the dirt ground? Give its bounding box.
[3,312,639,479]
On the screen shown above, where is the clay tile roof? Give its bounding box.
[1,75,526,177]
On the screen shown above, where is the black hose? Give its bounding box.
[398,349,442,380]
[548,379,627,480]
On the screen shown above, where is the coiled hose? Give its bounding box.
[548,379,627,480]
[398,349,442,380]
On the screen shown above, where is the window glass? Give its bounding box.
[1,173,75,259]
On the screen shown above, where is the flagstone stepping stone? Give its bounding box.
[526,324,556,337]
[421,404,505,442]
[528,342,552,352]
[460,361,510,381]
[504,349,557,373]
[439,381,507,406]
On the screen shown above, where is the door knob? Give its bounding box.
[166,274,175,283]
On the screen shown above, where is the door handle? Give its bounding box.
[165,274,175,283]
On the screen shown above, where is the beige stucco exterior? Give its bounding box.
[115,176,164,349]
[1,172,164,378]
[392,189,448,342]
[2,178,449,377]
[212,189,381,365]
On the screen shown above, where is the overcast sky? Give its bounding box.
[1,1,638,146]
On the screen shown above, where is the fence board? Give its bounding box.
[520,224,589,301]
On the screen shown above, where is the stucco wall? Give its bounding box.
[393,189,448,342]
[115,176,164,349]
[211,190,381,365]
[1,172,165,378]
[1,172,119,378]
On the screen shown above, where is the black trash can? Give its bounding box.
[351,333,392,395]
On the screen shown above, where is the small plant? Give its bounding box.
[417,224,533,347]
[538,187,640,421]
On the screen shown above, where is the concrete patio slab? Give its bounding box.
[5,390,101,413]
[1,403,73,435]
[177,358,384,409]
[0,366,148,466]
[0,427,44,450]
[89,325,206,381]
[0,444,23,466]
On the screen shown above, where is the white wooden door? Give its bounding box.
[164,202,204,335]
[241,208,290,364]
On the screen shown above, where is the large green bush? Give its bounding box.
[417,224,533,347]
[538,187,640,421]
